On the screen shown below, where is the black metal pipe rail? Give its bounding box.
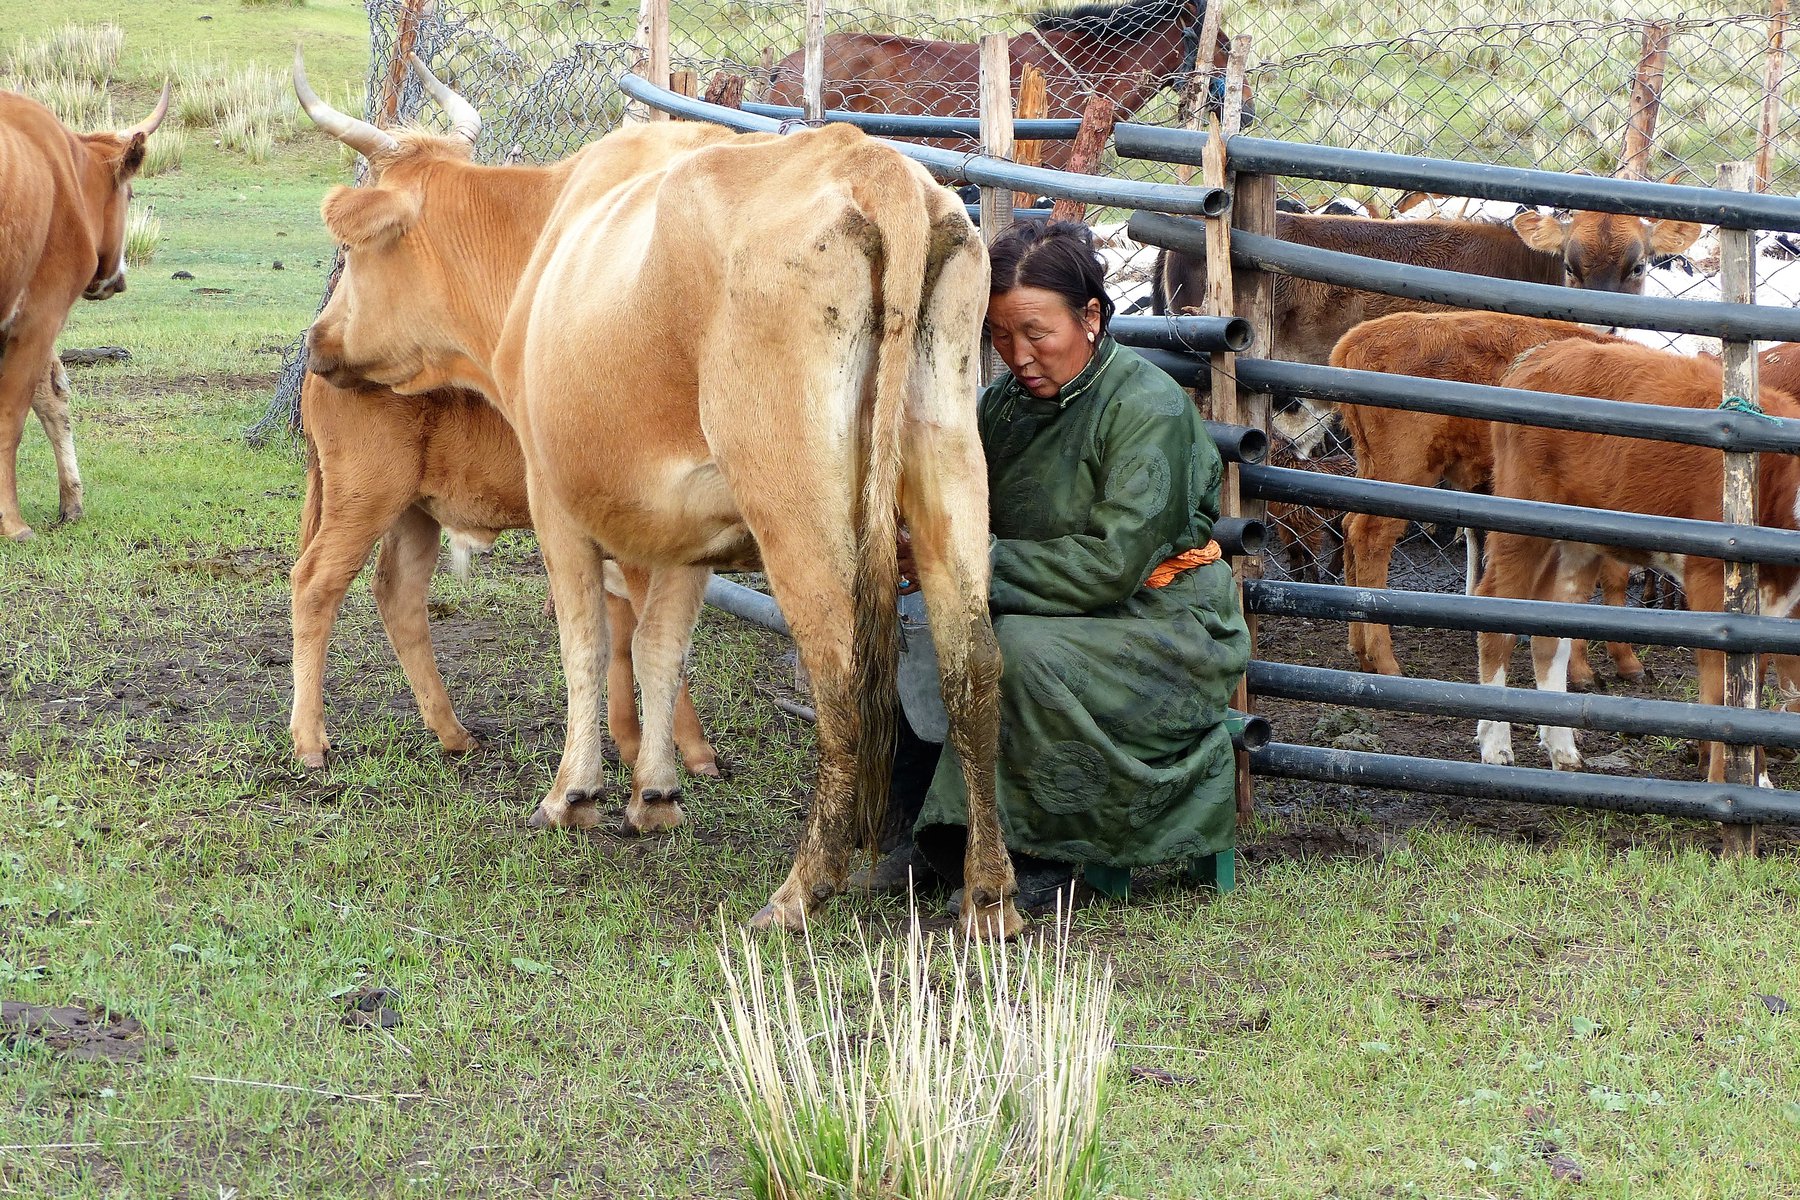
[1250,742,1800,824]
[747,101,1082,140]
[1237,359,1800,454]
[1241,465,1800,567]
[965,205,1061,224]
[1114,124,1800,233]
[1248,660,1800,749]
[621,74,1228,216]
[1111,314,1252,354]
[1133,347,1209,389]
[1202,422,1267,465]
[1128,211,1800,341]
[1212,517,1266,558]
[1245,579,1800,654]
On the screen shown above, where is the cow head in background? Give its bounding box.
[76,83,170,300]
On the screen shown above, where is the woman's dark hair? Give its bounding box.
[987,219,1115,334]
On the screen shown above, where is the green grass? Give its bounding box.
[3,5,1800,1198]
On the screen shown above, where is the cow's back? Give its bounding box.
[1496,341,1800,524]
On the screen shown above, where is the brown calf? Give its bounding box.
[1331,312,1643,687]
[1477,341,1800,780]
[290,372,716,777]
[0,85,167,540]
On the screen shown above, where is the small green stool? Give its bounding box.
[1185,848,1236,893]
[1081,848,1236,901]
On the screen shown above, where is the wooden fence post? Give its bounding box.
[1013,62,1047,207]
[1198,35,1267,823]
[979,34,1015,385]
[803,0,827,121]
[380,0,435,124]
[1620,21,1671,179]
[671,69,697,98]
[1758,0,1791,192]
[635,0,670,122]
[1719,159,1762,857]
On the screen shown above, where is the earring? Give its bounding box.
[1087,330,1096,342]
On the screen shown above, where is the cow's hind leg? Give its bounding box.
[290,492,408,768]
[619,564,711,835]
[1474,532,1544,766]
[0,323,61,540]
[1598,559,1646,683]
[30,361,81,526]
[1531,548,1596,770]
[371,504,477,755]
[527,491,612,830]
[607,561,718,777]
[901,417,1019,940]
[1344,511,1411,675]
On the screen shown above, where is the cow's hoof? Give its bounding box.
[687,757,723,780]
[960,897,1025,941]
[53,506,83,527]
[5,525,35,543]
[528,790,602,830]
[439,728,479,755]
[747,902,806,933]
[622,788,685,836]
[298,750,327,771]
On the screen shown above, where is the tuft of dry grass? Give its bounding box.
[141,126,187,176]
[713,908,1114,1200]
[2,72,113,128]
[4,23,121,86]
[123,204,161,267]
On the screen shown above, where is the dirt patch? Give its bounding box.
[1,999,154,1063]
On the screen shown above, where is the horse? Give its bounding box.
[764,0,1237,170]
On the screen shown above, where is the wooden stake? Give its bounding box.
[803,0,827,122]
[1014,62,1047,207]
[704,72,747,109]
[639,0,670,122]
[1176,0,1227,186]
[1620,21,1671,179]
[1718,160,1761,858]
[671,69,697,98]
[381,0,435,124]
[979,34,1015,384]
[1758,0,1791,192]
[1047,93,1116,225]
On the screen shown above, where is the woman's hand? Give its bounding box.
[897,527,920,595]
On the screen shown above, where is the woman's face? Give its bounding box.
[986,286,1102,399]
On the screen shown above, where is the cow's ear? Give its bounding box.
[321,185,420,247]
[1394,190,1436,214]
[1649,219,1703,255]
[1511,210,1569,252]
[116,132,147,178]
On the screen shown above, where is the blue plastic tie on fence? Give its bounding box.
[1720,393,1779,421]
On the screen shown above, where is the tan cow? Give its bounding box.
[290,371,717,777]
[294,57,1018,936]
[1330,312,1643,686]
[1477,340,1800,780]
[0,85,168,540]
[1152,208,1703,450]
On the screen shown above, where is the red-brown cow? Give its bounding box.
[1477,341,1800,781]
[0,84,167,540]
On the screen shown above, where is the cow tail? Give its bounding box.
[1150,246,1169,315]
[299,428,324,556]
[846,162,927,855]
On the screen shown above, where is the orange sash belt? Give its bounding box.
[1146,541,1222,589]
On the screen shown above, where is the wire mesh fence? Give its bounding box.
[259,0,1796,600]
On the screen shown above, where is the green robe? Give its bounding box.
[918,339,1251,869]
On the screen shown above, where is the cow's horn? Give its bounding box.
[122,80,171,139]
[407,54,480,146]
[293,48,398,158]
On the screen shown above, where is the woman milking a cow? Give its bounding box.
[862,219,1251,912]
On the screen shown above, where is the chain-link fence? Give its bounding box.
[255,0,1796,604]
